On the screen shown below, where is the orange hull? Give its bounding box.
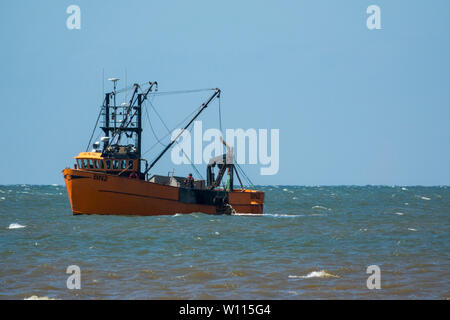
[62,168,264,216]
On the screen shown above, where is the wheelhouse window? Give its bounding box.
[100,160,105,169]
[106,160,111,170]
[121,160,127,170]
[89,159,94,169]
[77,159,82,169]
[128,160,134,170]
[94,160,99,169]
[113,160,119,170]
[83,159,88,169]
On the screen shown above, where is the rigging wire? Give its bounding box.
[85,100,105,152]
[147,88,214,96]
[143,99,204,180]
[215,91,253,188]
[113,84,213,96]
[218,94,223,134]
[144,99,166,148]
[113,81,148,95]
[141,102,203,156]
[235,162,255,188]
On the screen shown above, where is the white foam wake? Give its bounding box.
[232,213,303,218]
[8,223,26,229]
[312,205,330,211]
[289,270,339,279]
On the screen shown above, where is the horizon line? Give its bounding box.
[0,184,448,188]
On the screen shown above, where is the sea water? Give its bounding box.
[0,185,448,299]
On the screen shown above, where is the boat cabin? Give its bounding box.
[74,152,138,176]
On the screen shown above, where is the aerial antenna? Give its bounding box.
[108,77,120,96]
[102,68,104,98]
[108,78,120,129]
[125,68,128,104]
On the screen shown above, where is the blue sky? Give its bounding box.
[0,0,449,185]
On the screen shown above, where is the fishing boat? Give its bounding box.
[62,79,264,216]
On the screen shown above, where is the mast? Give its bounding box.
[136,93,143,172]
[103,93,110,138]
[97,81,157,175]
[108,78,119,130]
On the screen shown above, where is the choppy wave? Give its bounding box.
[24,295,56,300]
[312,205,330,211]
[289,270,340,279]
[8,223,26,229]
